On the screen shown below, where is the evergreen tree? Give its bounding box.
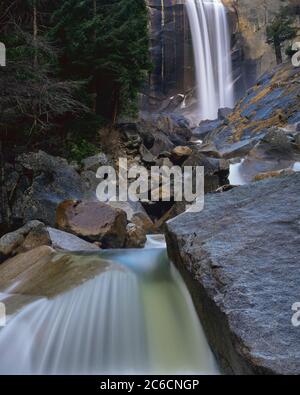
[266,7,297,64]
[0,0,87,137]
[50,0,151,121]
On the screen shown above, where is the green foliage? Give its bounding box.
[286,45,298,58]
[266,7,297,64]
[50,0,151,121]
[0,0,151,146]
[67,138,98,163]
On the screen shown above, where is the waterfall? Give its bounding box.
[186,0,234,121]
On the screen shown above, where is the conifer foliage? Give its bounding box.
[0,0,150,138]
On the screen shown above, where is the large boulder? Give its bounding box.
[56,200,127,249]
[6,151,86,227]
[166,172,300,375]
[182,149,230,193]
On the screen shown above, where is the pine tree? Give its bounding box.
[0,0,87,137]
[50,0,151,121]
[266,7,297,64]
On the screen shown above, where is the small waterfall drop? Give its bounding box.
[186,0,234,121]
[0,246,219,375]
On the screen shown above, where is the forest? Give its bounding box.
[0,0,150,157]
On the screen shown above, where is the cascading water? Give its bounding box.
[186,0,234,121]
[0,237,219,375]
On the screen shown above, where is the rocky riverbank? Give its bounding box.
[165,172,300,374]
[164,62,300,375]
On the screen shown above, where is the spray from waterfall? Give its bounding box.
[186,0,234,122]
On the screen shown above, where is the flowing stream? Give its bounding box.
[186,0,234,121]
[0,236,218,375]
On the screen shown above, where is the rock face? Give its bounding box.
[166,173,300,375]
[202,64,300,159]
[224,0,300,78]
[56,201,127,249]
[143,0,192,110]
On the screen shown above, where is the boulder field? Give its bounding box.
[165,172,300,375]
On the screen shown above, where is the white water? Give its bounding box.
[229,160,247,186]
[0,247,219,375]
[293,162,300,172]
[186,0,234,121]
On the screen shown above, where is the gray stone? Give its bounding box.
[108,201,154,233]
[0,221,45,256]
[12,151,86,226]
[125,223,147,249]
[47,227,100,252]
[81,153,111,172]
[166,172,300,375]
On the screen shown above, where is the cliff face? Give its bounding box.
[225,0,300,76]
[143,0,193,110]
[143,0,300,112]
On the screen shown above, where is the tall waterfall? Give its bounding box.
[186,0,234,121]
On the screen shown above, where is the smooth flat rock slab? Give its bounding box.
[166,172,300,375]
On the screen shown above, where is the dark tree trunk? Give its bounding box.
[33,1,38,68]
[274,40,282,65]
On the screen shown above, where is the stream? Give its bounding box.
[0,236,219,375]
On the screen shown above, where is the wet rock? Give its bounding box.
[56,200,127,249]
[125,223,147,249]
[0,247,114,315]
[0,246,55,289]
[166,172,300,375]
